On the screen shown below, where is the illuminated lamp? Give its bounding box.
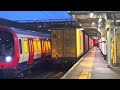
[36,38,39,40]
[90,13,94,18]
[6,56,12,62]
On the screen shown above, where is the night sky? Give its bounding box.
[0,11,72,21]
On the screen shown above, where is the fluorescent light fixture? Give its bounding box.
[90,13,94,18]
[72,15,75,18]
[92,22,95,26]
[79,28,84,30]
[79,23,82,26]
[48,29,51,31]
[98,24,101,27]
[99,17,102,22]
[105,14,107,20]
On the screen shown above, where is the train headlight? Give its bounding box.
[6,56,12,62]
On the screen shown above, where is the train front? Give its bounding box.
[0,26,19,75]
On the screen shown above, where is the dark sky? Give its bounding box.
[0,11,72,21]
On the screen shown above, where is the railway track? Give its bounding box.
[23,63,69,79]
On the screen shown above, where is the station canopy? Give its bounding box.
[68,11,120,39]
[1,11,120,36]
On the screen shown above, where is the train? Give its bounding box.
[0,25,51,78]
[51,28,94,67]
[93,39,99,47]
[0,25,94,78]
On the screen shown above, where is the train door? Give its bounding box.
[28,38,34,64]
[20,38,29,65]
[36,38,42,58]
[18,38,23,66]
[18,38,29,68]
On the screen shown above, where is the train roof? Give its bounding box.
[0,25,50,39]
[11,27,50,38]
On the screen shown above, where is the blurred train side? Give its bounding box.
[51,28,94,65]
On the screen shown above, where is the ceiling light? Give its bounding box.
[79,28,84,30]
[90,13,94,18]
[48,29,51,31]
[92,22,95,26]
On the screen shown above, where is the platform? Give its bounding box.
[61,47,120,79]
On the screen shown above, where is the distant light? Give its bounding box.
[32,31,35,32]
[48,29,51,31]
[99,17,102,22]
[90,13,94,18]
[6,56,12,62]
[72,15,75,18]
[36,38,39,40]
[92,22,95,26]
[79,24,82,26]
[98,27,101,31]
[79,28,84,30]
[105,15,107,20]
[38,25,42,28]
[98,28,100,31]
[98,24,101,27]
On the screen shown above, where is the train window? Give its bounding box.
[45,41,47,51]
[19,39,22,54]
[0,31,14,62]
[47,41,49,50]
[37,40,41,53]
[23,40,29,53]
[44,41,46,51]
[46,41,48,51]
[33,40,37,52]
[48,41,51,50]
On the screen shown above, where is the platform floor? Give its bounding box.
[61,47,120,79]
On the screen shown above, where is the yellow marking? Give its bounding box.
[79,48,96,79]
[79,74,88,79]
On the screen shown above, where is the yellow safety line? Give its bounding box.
[78,48,96,79]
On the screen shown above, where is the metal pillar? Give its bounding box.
[114,28,117,65]
[107,28,111,67]
[113,13,117,65]
[106,18,112,67]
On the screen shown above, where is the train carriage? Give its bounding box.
[0,25,51,78]
[51,28,94,67]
